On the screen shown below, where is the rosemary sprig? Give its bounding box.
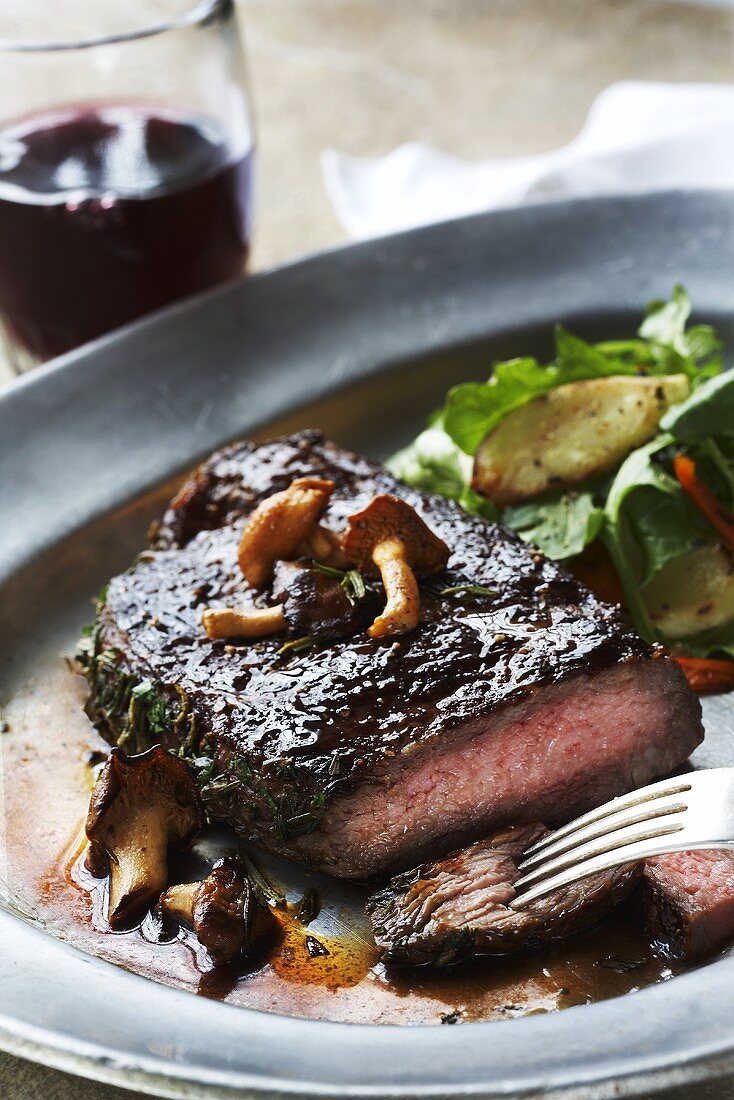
[310,561,367,606]
[309,561,344,580]
[343,569,366,602]
[239,850,287,908]
[441,584,497,598]
[277,635,314,656]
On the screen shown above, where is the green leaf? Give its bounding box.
[553,327,637,380]
[692,438,734,510]
[443,358,560,455]
[673,619,734,660]
[639,285,722,381]
[661,370,734,442]
[605,436,708,584]
[623,486,708,585]
[386,425,498,520]
[639,284,693,353]
[503,491,604,560]
[600,436,713,639]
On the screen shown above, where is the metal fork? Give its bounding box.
[511,768,734,910]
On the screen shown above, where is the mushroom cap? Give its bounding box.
[237,477,335,588]
[342,494,450,575]
[85,745,204,880]
[192,856,254,967]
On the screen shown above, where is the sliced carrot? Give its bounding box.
[673,453,734,552]
[675,656,734,695]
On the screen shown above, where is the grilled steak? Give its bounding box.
[81,430,703,879]
[641,850,734,961]
[367,823,641,965]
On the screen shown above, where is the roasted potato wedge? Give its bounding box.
[643,542,734,640]
[473,374,690,506]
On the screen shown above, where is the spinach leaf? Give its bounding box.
[674,619,734,660]
[386,425,497,520]
[442,357,558,456]
[692,438,734,510]
[661,370,734,442]
[503,491,604,561]
[639,285,722,379]
[600,435,712,639]
[622,486,709,584]
[604,436,708,585]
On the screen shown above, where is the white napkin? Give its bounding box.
[322,81,734,240]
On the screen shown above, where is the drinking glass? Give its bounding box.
[0,0,254,373]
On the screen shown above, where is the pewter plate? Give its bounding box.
[4,191,734,1098]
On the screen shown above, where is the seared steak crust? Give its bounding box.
[366,824,641,966]
[82,431,703,878]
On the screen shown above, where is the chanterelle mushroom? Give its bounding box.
[159,856,254,966]
[201,604,286,640]
[85,745,204,928]
[342,494,449,638]
[238,477,335,587]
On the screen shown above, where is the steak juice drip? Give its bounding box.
[0,104,254,360]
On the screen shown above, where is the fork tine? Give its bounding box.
[510,826,688,910]
[513,815,687,893]
[517,798,689,872]
[522,776,692,858]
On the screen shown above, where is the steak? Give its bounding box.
[640,850,734,961]
[81,430,703,879]
[366,823,641,966]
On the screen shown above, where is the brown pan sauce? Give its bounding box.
[2,657,681,1026]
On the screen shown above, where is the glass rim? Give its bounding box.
[0,0,230,53]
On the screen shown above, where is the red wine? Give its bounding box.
[0,105,253,360]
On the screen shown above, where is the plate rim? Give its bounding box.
[3,189,734,1098]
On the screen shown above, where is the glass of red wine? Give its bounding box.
[0,0,254,372]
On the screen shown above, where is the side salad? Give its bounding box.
[388,287,734,689]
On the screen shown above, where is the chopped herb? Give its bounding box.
[441,584,497,598]
[304,935,330,958]
[191,755,217,781]
[277,636,314,656]
[285,811,319,836]
[310,560,367,606]
[297,888,321,926]
[310,561,345,580]
[343,569,366,602]
[594,955,645,973]
[239,851,286,908]
[131,679,154,698]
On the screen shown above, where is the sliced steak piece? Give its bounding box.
[367,823,641,966]
[82,430,703,879]
[641,850,734,961]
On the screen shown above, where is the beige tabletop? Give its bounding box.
[4,0,734,1095]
